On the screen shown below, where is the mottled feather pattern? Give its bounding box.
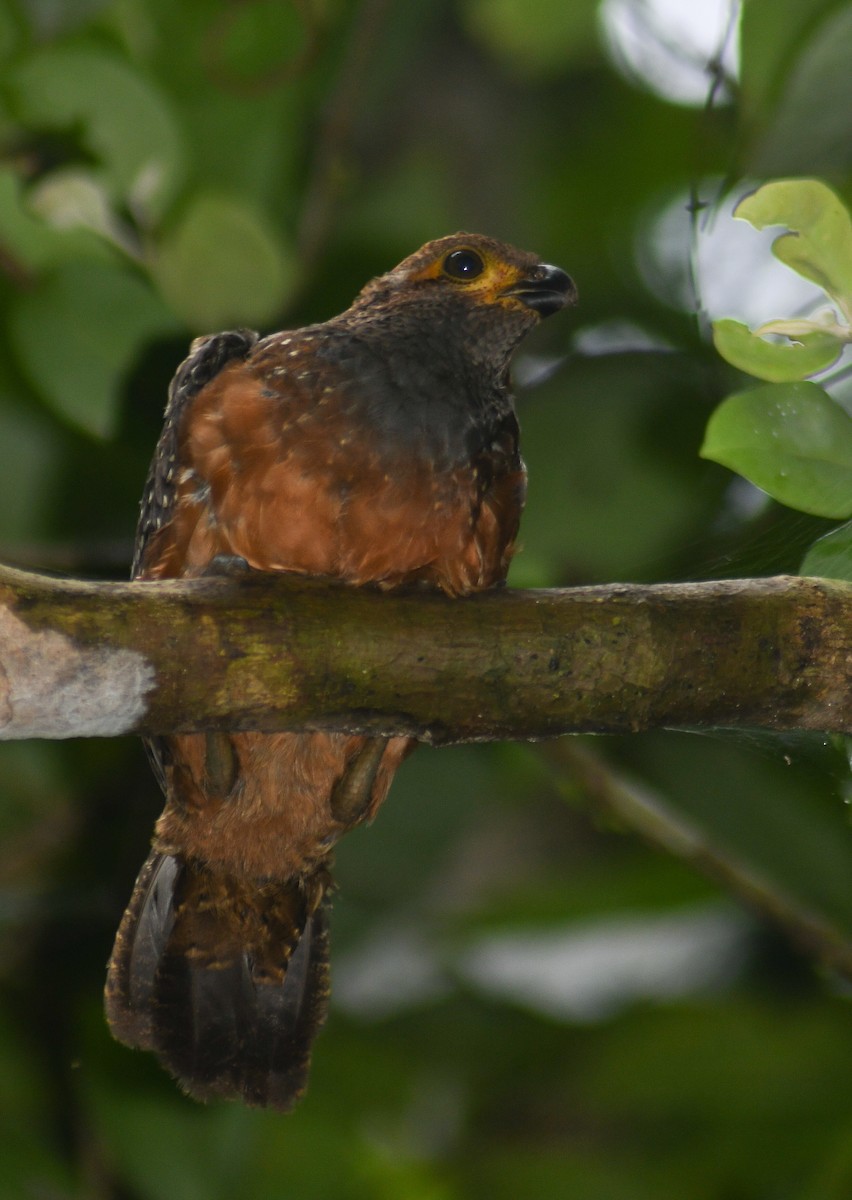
[106,852,329,1109]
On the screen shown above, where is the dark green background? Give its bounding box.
[1,1,851,1196]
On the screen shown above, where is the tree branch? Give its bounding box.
[539,740,852,980]
[0,562,850,742]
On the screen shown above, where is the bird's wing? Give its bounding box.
[133,330,258,794]
[133,329,259,580]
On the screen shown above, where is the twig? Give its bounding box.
[540,738,852,979]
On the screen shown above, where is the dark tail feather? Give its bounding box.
[105,852,330,1110]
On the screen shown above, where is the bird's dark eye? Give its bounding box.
[443,249,485,281]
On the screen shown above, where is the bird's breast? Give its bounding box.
[147,332,521,594]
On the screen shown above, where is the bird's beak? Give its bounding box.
[501,264,576,317]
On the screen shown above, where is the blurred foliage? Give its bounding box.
[0,1,851,1197]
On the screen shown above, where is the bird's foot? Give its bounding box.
[202,554,252,578]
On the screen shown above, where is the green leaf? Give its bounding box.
[461,0,600,77]
[734,179,852,312]
[204,0,315,83]
[20,0,113,37]
[153,192,294,331]
[700,381,852,518]
[739,0,828,119]
[9,260,180,439]
[0,0,18,62]
[28,168,132,249]
[0,381,61,540]
[7,46,183,219]
[0,166,115,271]
[801,521,852,582]
[712,318,844,382]
[750,4,852,175]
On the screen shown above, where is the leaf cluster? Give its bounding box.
[705,179,852,576]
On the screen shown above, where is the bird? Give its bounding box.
[104,232,575,1110]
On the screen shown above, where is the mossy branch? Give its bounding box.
[1,563,850,742]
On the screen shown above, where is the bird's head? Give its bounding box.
[348,233,575,357]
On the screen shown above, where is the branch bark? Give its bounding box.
[0,562,850,742]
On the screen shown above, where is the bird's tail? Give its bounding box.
[105,851,330,1110]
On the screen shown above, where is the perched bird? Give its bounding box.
[105,233,575,1109]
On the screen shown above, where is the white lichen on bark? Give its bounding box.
[0,608,155,739]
